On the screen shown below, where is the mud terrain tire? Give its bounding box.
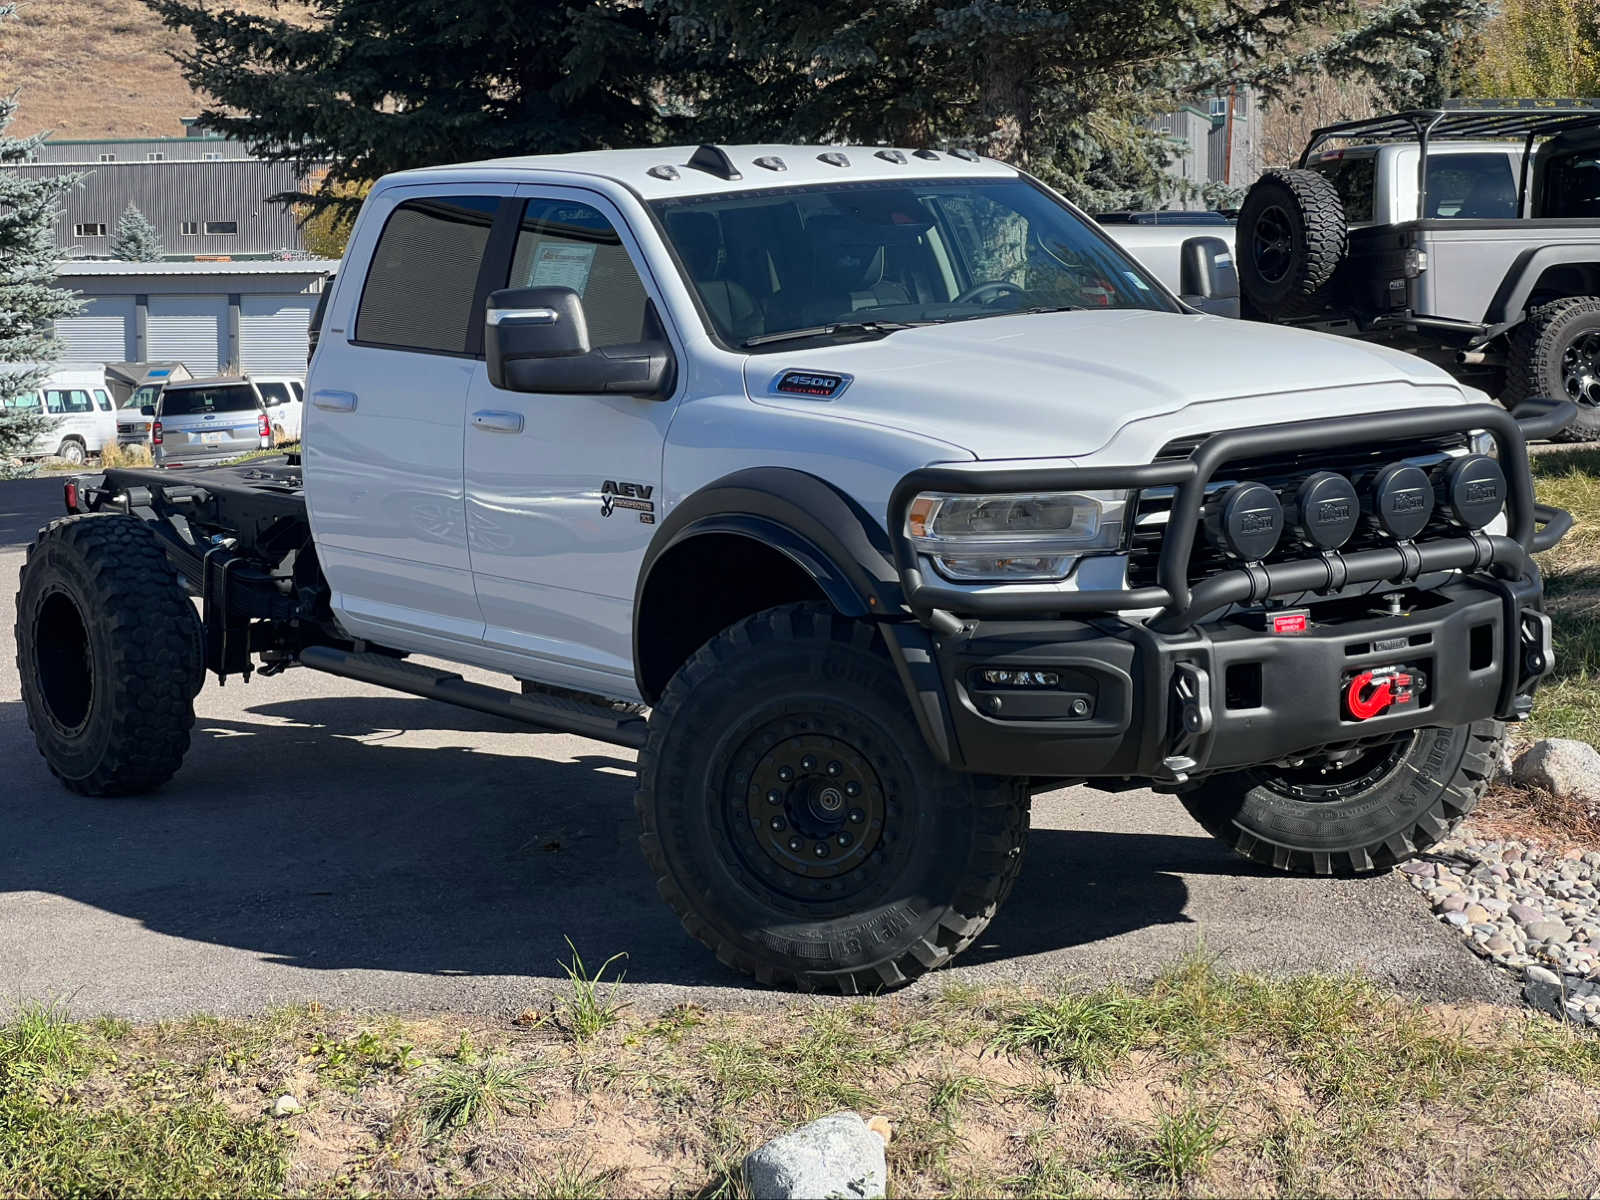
[1504,295,1600,442]
[1237,168,1348,318]
[15,513,203,795]
[1179,721,1501,875]
[636,603,1029,992]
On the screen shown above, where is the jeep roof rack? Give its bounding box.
[1297,101,1600,219]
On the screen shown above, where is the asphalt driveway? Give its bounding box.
[0,477,1514,1019]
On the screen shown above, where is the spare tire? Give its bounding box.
[1237,168,1348,318]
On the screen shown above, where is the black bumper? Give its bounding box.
[918,574,1551,780]
[883,399,1572,781]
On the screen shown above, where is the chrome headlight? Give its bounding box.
[905,490,1128,581]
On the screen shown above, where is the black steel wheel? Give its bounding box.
[1235,168,1347,318]
[636,603,1029,992]
[1179,721,1501,875]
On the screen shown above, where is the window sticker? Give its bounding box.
[529,243,597,295]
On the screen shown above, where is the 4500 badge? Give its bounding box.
[601,479,656,523]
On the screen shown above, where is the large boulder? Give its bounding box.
[1512,738,1600,812]
[742,1112,887,1200]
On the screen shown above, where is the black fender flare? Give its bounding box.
[633,467,961,765]
[1486,244,1600,326]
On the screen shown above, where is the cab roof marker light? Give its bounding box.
[817,151,851,168]
[914,149,941,160]
[874,149,907,164]
[753,155,787,172]
[949,147,980,162]
[647,164,680,181]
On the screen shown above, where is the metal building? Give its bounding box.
[18,158,307,260]
[53,261,338,377]
[28,128,254,165]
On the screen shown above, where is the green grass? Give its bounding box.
[1118,1105,1233,1192]
[417,1056,543,1136]
[556,939,629,1043]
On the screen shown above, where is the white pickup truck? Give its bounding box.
[17,143,1572,992]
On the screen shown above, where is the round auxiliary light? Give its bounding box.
[1207,481,1283,561]
[1367,462,1434,541]
[1286,470,1360,550]
[1437,454,1506,530]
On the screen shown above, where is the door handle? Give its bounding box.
[312,390,358,413]
[472,410,524,434]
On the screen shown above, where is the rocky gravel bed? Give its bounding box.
[1403,833,1600,1026]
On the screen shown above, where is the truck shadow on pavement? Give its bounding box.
[1,694,1242,990]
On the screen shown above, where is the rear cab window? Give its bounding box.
[1424,153,1518,218]
[160,384,261,417]
[1309,154,1377,223]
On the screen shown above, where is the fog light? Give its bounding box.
[1207,481,1283,561]
[1286,470,1359,550]
[1437,454,1506,530]
[979,669,1061,687]
[1367,463,1434,540]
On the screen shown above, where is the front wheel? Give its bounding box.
[1179,721,1501,875]
[636,603,1029,992]
[1504,296,1600,441]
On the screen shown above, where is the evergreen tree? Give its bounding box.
[145,0,691,217]
[0,5,80,464]
[110,200,164,262]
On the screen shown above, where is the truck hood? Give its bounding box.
[743,309,1468,461]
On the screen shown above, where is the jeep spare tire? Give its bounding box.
[1237,168,1348,318]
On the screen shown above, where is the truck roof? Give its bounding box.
[382,143,1019,201]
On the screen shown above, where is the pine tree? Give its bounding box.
[110,200,163,262]
[145,0,691,218]
[0,6,80,464]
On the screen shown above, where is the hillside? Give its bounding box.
[0,0,294,140]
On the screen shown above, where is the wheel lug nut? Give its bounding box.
[766,789,782,804]
[801,755,817,771]
[813,842,829,858]
[836,832,852,848]
[826,760,842,776]
[777,766,794,782]
[844,781,861,797]
[848,808,865,824]
[770,816,785,831]
[787,836,803,852]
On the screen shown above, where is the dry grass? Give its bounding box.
[1527,447,1600,748]
[7,955,1600,1198]
[1,0,306,139]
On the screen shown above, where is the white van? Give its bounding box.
[250,375,305,443]
[4,365,118,464]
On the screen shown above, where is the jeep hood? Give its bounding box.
[743,309,1469,461]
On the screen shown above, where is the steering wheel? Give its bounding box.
[952,279,1025,306]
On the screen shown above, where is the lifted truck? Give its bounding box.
[13,143,1575,991]
[1235,102,1600,439]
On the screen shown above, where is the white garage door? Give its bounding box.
[147,296,227,375]
[54,297,135,362]
[239,295,313,376]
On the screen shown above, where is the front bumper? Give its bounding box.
[885,399,1573,781]
[928,574,1550,781]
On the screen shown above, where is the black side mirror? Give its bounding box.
[140,404,156,417]
[1179,236,1241,318]
[486,286,674,400]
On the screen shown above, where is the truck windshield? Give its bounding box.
[650,176,1175,348]
[160,384,259,416]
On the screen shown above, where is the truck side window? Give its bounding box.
[94,389,113,412]
[355,196,499,354]
[509,200,648,349]
[44,389,94,414]
[1426,154,1517,219]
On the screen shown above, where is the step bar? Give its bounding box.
[298,645,648,749]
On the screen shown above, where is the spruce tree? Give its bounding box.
[146,0,690,217]
[110,201,164,262]
[0,6,80,464]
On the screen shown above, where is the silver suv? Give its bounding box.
[153,377,271,468]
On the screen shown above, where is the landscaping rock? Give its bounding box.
[271,1095,302,1118]
[743,1112,888,1200]
[1513,739,1600,811]
[1524,965,1567,1020]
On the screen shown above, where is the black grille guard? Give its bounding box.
[888,400,1576,634]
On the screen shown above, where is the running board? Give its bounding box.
[298,646,648,749]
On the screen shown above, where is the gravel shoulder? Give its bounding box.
[0,479,1513,1020]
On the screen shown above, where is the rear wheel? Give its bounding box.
[56,438,86,466]
[1505,296,1600,442]
[1178,721,1500,875]
[15,514,203,795]
[636,603,1029,992]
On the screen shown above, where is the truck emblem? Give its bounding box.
[772,370,851,399]
[600,479,656,522]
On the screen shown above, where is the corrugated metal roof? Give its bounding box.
[56,260,339,277]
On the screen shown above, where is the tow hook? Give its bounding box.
[1344,667,1418,721]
